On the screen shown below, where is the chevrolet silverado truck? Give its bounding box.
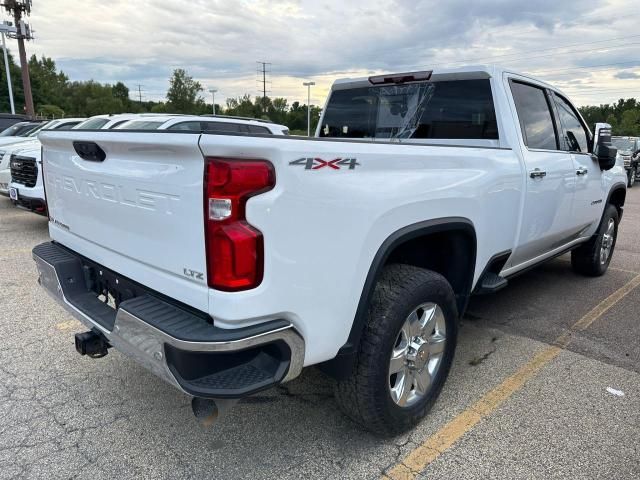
[32,66,624,435]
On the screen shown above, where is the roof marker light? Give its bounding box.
[368,71,433,85]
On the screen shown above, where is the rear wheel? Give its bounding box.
[571,204,619,276]
[334,264,458,436]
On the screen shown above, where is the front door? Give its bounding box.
[552,92,604,235]
[508,79,576,267]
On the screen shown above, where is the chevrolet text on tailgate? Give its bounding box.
[33,66,625,435]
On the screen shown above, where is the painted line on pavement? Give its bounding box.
[383,274,640,480]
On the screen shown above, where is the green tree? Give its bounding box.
[28,55,68,112]
[166,68,203,113]
[112,82,131,109]
[579,99,640,136]
[38,104,65,118]
[0,49,25,113]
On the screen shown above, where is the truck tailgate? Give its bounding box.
[39,131,209,312]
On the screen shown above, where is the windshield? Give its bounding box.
[116,120,164,130]
[319,79,498,141]
[612,138,636,152]
[0,123,29,137]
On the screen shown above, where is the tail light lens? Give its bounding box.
[204,157,275,291]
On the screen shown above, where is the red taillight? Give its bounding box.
[204,157,275,291]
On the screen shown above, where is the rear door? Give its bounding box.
[508,79,576,267]
[39,130,210,311]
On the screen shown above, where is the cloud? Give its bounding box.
[614,71,640,80]
[16,0,639,106]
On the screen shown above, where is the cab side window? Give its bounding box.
[510,81,558,151]
[553,94,590,153]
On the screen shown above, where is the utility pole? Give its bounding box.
[0,21,16,114]
[136,84,143,103]
[208,88,217,115]
[256,61,271,115]
[303,81,315,137]
[2,1,34,117]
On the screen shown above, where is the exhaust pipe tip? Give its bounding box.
[191,397,239,428]
[191,397,219,427]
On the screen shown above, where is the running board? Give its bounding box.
[475,271,508,295]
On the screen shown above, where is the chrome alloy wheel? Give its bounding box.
[600,218,616,265]
[388,302,447,407]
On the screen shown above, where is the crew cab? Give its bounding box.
[32,66,624,435]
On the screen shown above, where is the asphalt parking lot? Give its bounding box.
[0,192,639,480]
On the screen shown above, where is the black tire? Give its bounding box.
[628,168,636,188]
[571,204,619,277]
[334,264,458,436]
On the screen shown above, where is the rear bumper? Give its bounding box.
[32,242,305,398]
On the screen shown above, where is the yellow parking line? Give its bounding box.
[383,274,640,480]
[54,319,82,331]
[0,247,33,259]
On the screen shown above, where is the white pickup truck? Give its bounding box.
[33,66,624,435]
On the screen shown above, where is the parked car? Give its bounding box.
[4,116,135,209]
[115,114,290,135]
[0,118,86,197]
[0,120,45,138]
[72,113,155,130]
[33,66,624,435]
[0,117,85,148]
[612,136,639,187]
[0,113,29,131]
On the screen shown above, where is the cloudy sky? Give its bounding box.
[18,0,640,107]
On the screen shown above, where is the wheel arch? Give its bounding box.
[607,183,626,219]
[319,217,477,380]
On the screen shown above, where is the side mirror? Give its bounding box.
[593,123,617,171]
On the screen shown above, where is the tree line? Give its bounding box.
[0,51,638,136]
[579,99,640,137]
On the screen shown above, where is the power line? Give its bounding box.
[526,60,640,76]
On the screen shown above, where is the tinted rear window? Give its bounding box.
[247,125,271,134]
[73,118,109,130]
[117,120,164,130]
[319,79,498,140]
[202,122,245,133]
[510,81,557,150]
[55,122,81,130]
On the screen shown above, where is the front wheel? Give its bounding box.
[334,264,458,436]
[571,204,619,276]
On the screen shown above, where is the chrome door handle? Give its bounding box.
[576,167,588,176]
[530,168,547,179]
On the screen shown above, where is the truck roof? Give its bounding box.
[332,65,560,93]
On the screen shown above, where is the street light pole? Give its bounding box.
[303,81,315,137]
[209,88,217,115]
[0,29,14,114]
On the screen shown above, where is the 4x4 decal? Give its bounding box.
[289,157,360,170]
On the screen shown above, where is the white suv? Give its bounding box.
[0,118,86,196]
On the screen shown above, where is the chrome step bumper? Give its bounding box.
[33,242,305,398]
